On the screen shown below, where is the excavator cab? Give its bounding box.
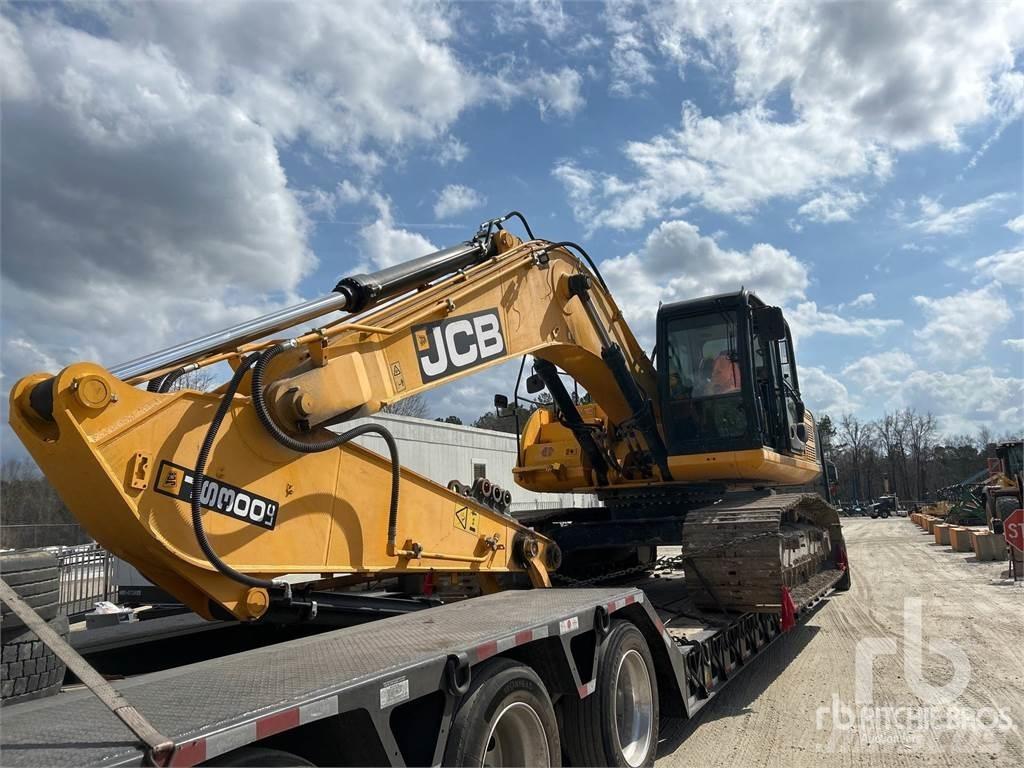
[656,291,813,475]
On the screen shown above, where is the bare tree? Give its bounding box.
[906,409,938,498]
[838,414,873,500]
[381,394,429,419]
[166,368,216,392]
[875,413,895,494]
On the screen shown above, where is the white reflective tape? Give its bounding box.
[300,696,339,724]
[634,592,645,603]
[531,625,549,640]
[496,635,517,653]
[613,598,626,612]
[559,616,579,635]
[206,723,257,760]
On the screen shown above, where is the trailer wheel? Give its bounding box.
[560,621,658,768]
[443,657,560,767]
[204,746,315,766]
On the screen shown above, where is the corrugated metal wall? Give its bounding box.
[345,413,600,514]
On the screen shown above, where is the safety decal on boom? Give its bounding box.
[155,460,279,530]
[453,505,479,534]
[412,309,505,383]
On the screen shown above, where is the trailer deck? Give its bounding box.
[1,569,838,767]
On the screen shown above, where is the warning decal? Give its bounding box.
[453,505,479,534]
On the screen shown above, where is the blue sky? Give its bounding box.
[2,0,1022,456]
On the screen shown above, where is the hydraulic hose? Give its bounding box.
[250,343,402,551]
[191,354,276,590]
[157,368,187,393]
[548,241,608,292]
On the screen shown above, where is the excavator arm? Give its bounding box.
[9,217,672,622]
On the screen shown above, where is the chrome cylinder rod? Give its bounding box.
[110,292,348,381]
[111,238,489,382]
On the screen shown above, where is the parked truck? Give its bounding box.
[2,213,848,767]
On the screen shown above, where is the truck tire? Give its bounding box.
[443,657,560,767]
[1,551,61,629]
[1,615,69,705]
[204,747,315,766]
[993,497,1017,534]
[559,621,659,768]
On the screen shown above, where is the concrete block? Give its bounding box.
[971,530,1008,561]
[934,524,951,546]
[949,527,974,552]
[925,517,938,534]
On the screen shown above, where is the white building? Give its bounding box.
[347,413,599,515]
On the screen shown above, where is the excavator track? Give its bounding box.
[679,492,846,614]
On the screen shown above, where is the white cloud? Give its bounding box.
[94,1,481,154]
[490,64,586,119]
[1007,214,1024,234]
[899,242,937,254]
[797,189,868,223]
[849,292,876,308]
[1,15,312,386]
[650,1,1024,149]
[598,219,900,348]
[975,248,1024,287]
[359,197,438,269]
[493,1,569,39]
[434,184,486,219]
[600,219,809,334]
[843,351,1023,436]
[799,366,858,417]
[555,102,891,226]
[912,284,1013,363]
[605,1,656,97]
[788,302,900,341]
[558,0,1024,227]
[1004,339,1024,352]
[436,136,469,165]
[909,192,1013,235]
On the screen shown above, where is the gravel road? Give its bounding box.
[656,517,1024,767]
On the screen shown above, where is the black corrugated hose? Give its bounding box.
[250,343,402,551]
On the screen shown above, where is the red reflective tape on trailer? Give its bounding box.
[256,707,300,740]
[515,629,533,645]
[475,640,499,662]
[171,739,206,767]
[577,680,596,698]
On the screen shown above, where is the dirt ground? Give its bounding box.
[656,517,1024,767]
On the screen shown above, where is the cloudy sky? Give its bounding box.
[2,0,1022,458]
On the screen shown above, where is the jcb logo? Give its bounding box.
[412,309,505,383]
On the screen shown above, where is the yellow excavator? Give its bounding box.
[9,212,847,624]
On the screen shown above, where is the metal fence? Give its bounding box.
[56,543,116,618]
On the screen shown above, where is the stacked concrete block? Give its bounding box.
[971,530,1008,561]
[948,527,975,552]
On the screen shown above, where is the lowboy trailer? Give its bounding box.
[0,563,837,768]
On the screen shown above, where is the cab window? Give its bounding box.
[664,312,745,443]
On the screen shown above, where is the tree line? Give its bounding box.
[819,410,1019,503]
